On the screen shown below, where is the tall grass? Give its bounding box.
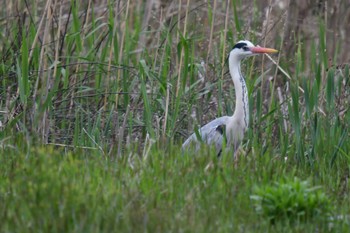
[0,145,349,232]
[1,1,348,161]
[0,0,349,170]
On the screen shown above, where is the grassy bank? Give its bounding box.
[0,145,349,232]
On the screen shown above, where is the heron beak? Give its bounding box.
[250,46,278,54]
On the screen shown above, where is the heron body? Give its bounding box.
[182,40,278,157]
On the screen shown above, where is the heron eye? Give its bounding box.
[243,46,250,51]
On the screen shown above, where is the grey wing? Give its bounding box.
[182,116,229,155]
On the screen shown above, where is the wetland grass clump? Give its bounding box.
[251,178,332,224]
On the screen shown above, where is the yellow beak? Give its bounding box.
[250,46,278,54]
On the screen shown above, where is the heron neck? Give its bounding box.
[229,57,249,129]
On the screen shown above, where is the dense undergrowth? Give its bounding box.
[0,144,349,232]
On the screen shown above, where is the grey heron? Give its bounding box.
[182,40,278,157]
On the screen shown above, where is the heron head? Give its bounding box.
[230,40,278,61]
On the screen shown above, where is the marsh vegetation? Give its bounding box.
[0,0,349,232]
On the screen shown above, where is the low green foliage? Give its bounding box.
[0,145,349,232]
[251,178,332,224]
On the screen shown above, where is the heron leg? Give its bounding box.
[233,141,240,166]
